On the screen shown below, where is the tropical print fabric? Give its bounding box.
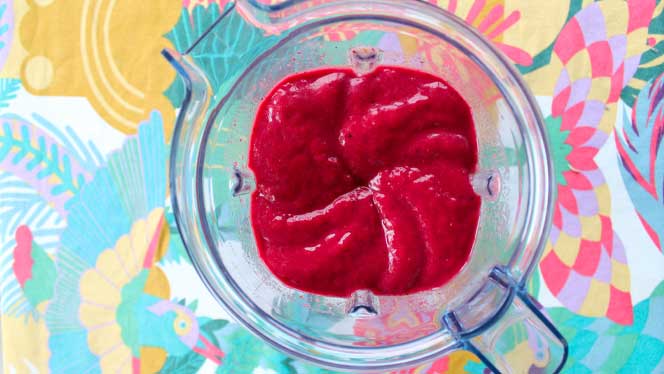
[1,0,663,373]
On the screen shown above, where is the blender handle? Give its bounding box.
[443,268,568,374]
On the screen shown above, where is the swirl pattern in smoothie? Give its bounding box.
[249,66,481,296]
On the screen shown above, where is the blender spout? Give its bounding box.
[162,48,212,276]
[162,48,211,130]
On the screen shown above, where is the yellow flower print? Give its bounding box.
[78,208,168,373]
[18,0,180,139]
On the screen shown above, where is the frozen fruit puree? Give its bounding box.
[249,66,481,297]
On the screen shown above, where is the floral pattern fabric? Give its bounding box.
[1,0,663,373]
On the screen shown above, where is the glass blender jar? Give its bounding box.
[164,0,568,372]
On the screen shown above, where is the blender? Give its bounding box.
[164,0,568,372]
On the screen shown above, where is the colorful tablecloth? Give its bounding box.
[1,0,663,373]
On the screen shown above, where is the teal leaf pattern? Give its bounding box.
[616,73,664,251]
[0,113,97,318]
[621,4,664,107]
[201,322,342,374]
[548,281,664,373]
[0,78,19,109]
[46,112,167,373]
[0,0,13,68]
[201,318,229,334]
[158,318,228,374]
[164,3,278,106]
[31,113,104,173]
[158,350,205,374]
[0,114,93,212]
[215,324,297,374]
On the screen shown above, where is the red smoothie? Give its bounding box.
[249,66,480,297]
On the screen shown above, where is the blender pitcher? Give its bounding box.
[163,0,569,372]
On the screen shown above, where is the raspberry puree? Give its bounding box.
[249,66,481,296]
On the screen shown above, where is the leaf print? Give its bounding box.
[616,73,664,251]
[0,0,13,69]
[539,0,659,325]
[30,113,104,173]
[165,2,278,106]
[0,78,20,109]
[547,280,664,372]
[0,114,92,212]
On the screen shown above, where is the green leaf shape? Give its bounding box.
[165,3,278,106]
[0,117,86,199]
[201,318,228,335]
[23,238,56,307]
[30,113,104,173]
[158,350,205,374]
[117,270,150,356]
[215,325,295,374]
[545,115,572,186]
